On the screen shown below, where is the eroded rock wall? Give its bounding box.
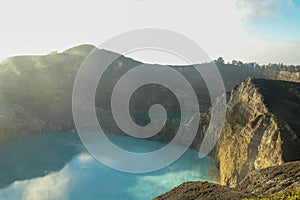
[216,78,300,187]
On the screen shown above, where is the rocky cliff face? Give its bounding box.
[263,69,300,83]
[216,78,300,187]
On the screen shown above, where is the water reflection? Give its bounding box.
[1,166,71,200]
[0,132,219,200]
[0,132,82,189]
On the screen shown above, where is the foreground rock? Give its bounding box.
[216,78,300,187]
[236,161,300,196]
[155,161,300,199]
[153,181,256,200]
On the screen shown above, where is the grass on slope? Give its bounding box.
[244,190,300,200]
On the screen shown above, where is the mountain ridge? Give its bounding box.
[0,44,299,145]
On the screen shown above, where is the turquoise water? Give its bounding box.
[0,132,219,200]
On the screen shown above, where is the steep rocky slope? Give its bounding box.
[263,69,300,83]
[216,78,300,187]
[154,161,300,200]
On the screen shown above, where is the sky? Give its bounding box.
[0,0,299,64]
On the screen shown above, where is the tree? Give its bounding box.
[216,57,224,64]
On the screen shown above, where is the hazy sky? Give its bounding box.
[0,0,299,64]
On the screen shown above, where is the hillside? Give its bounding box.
[0,45,94,143]
[0,45,299,145]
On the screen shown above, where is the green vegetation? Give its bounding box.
[243,190,300,200]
